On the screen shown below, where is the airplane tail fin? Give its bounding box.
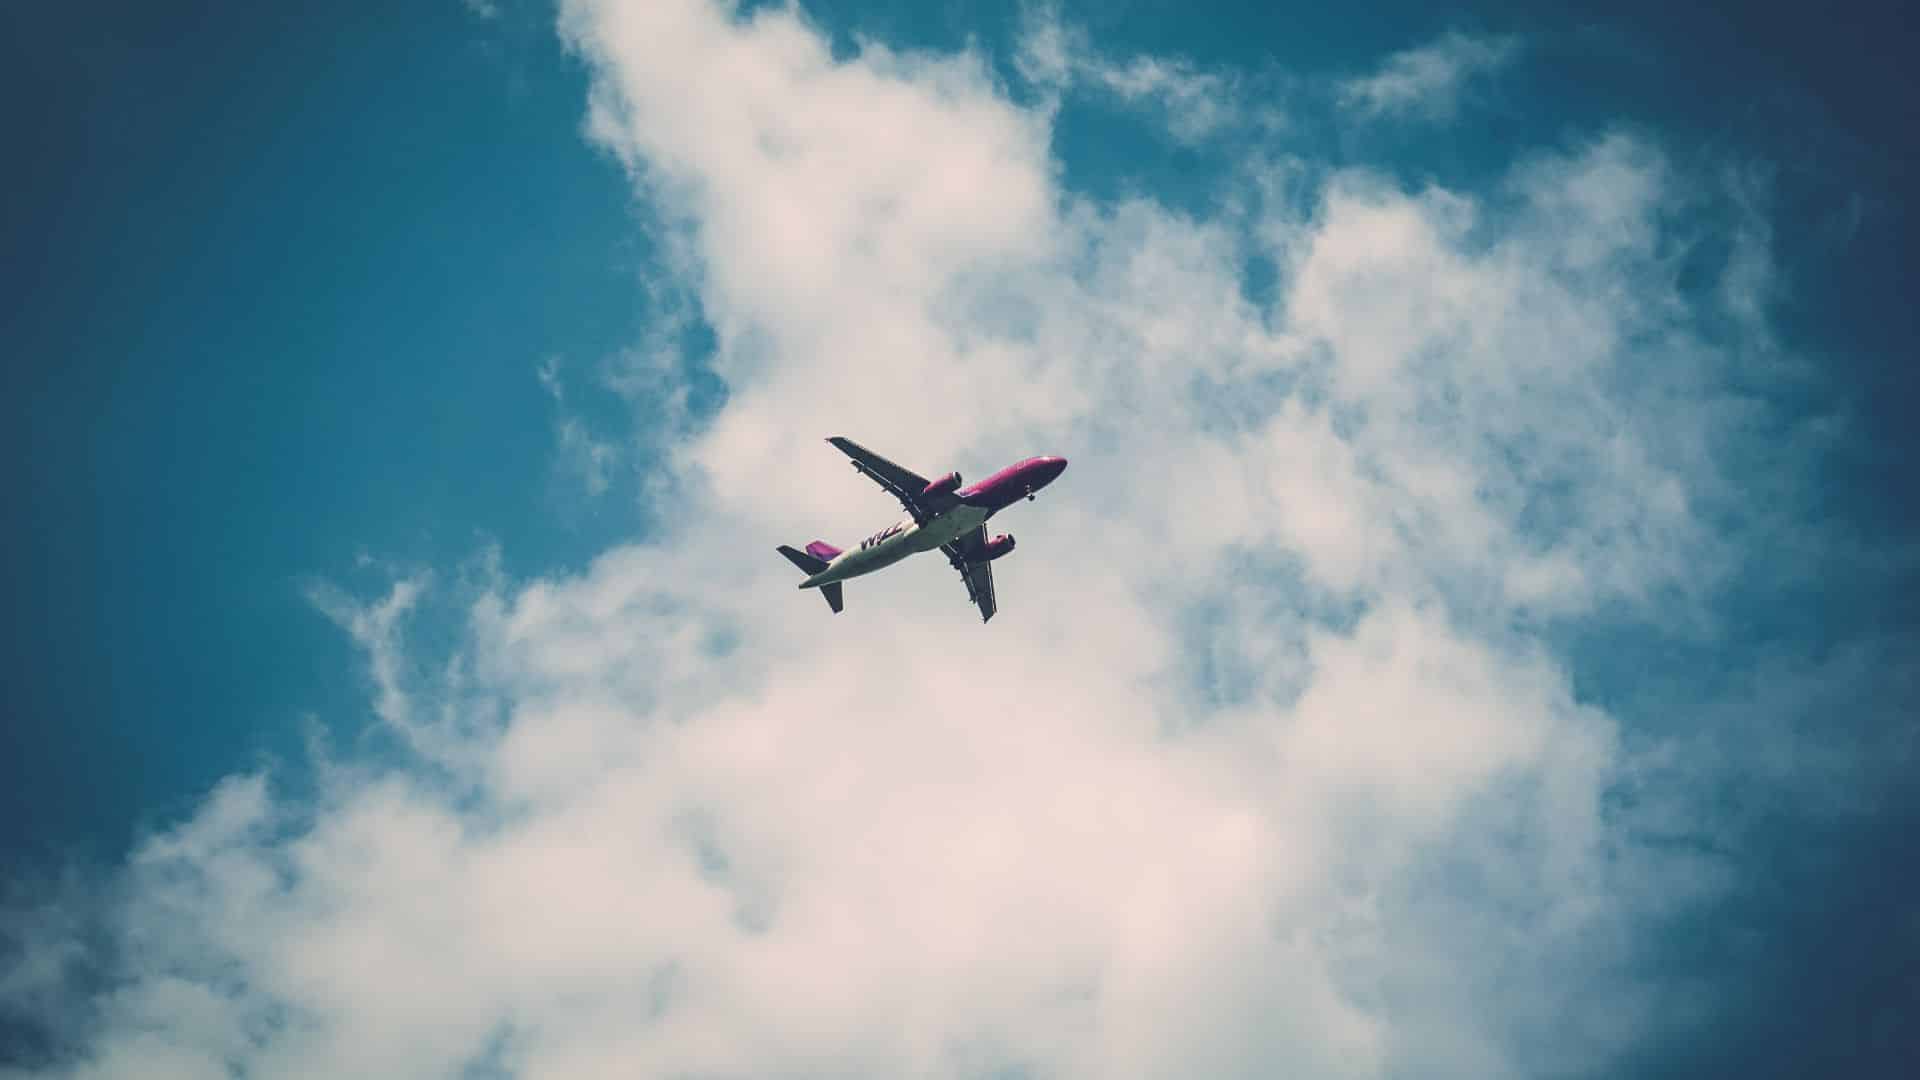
[775,545,845,615]
[776,544,829,575]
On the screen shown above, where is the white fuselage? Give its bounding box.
[802,503,992,588]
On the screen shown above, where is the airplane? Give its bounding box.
[775,436,1069,622]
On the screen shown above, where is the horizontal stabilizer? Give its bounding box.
[776,544,830,575]
[820,582,844,614]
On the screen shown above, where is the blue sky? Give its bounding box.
[4,2,652,861]
[2,1,1916,1076]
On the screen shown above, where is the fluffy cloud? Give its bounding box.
[1,2,1850,1077]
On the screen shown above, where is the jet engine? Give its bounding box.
[922,471,962,498]
[975,533,1015,561]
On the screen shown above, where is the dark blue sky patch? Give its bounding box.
[1,2,655,863]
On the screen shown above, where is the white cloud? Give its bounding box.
[1338,31,1519,122]
[1096,55,1239,142]
[2,2,1808,1077]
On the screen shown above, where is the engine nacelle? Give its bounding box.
[922,471,962,498]
[976,533,1015,562]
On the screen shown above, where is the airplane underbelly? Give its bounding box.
[921,504,990,547]
[811,506,988,587]
[866,543,914,569]
[821,537,911,582]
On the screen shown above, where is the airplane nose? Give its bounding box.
[1047,456,1068,480]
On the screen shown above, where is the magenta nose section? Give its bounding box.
[1037,456,1068,487]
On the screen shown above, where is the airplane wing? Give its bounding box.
[827,436,937,522]
[942,527,998,623]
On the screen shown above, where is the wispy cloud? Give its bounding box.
[1338,30,1519,122]
[536,357,622,498]
[0,2,1885,1077]
[1016,7,1272,142]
